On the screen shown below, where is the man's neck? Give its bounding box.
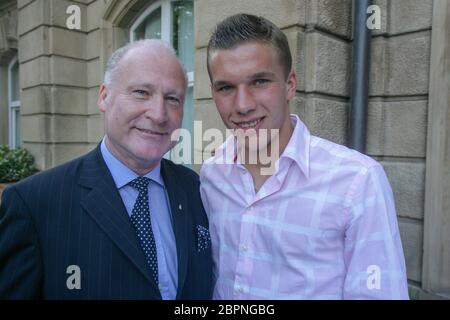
[240,122,294,192]
[104,137,160,176]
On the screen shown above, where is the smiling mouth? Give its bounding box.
[135,127,167,136]
[233,117,265,130]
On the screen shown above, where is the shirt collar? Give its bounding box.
[280,114,310,179]
[212,114,310,179]
[100,137,164,189]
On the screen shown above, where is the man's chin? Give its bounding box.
[133,144,170,161]
[235,134,271,152]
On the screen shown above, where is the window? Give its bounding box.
[8,56,21,148]
[130,0,194,164]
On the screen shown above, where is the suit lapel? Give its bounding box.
[78,146,161,297]
[161,160,189,299]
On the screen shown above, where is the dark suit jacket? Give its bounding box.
[0,145,212,299]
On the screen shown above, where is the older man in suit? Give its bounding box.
[0,39,212,299]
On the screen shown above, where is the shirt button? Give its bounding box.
[241,245,248,252]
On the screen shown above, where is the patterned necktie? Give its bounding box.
[129,177,158,284]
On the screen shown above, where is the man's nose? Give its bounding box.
[145,94,168,124]
[235,86,256,115]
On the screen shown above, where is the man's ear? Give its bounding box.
[97,84,108,112]
[286,70,297,101]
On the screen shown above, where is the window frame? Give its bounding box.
[8,55,20,149]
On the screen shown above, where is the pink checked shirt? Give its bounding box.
[200,115,409,299]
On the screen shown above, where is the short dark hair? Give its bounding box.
[207,13,292,80]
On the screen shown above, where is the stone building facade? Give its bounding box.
[0,0,449,299]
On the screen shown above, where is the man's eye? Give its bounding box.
[166,96,181,105]
[254,79,270,86]
[217,85,232,93]
[133,90,148,97]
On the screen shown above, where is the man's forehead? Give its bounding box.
[210,44,280,76]
[122,45,173,64]
[210,41,276,57]
[209,44,280,75]
[118,45,185,80]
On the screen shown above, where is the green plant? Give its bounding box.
[0,144,38,183]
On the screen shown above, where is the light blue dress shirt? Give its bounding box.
[100,137,178,299]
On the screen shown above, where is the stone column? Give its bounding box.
[17,0,92,169]
[422,0,450,298]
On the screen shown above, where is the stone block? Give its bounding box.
[18,26,48,63]
[50,85,87,114]
[51,142,94,166]
[18,0,46,36]
[86,58,101,87]
[22,142,52,170]
[20,56,50,89]
[382,161,426,220]
[19,25,87,62]
[195,0,307,48]
[304,32,351,97]
[49,26,86,60]
[86,29,99,60]
[19,113,88,143]
[19,0,88,36]
[87,114,104,143]
[21,85,87,115]
[87,86,101,115]
[307,0,352,39]
[20,86,51,114]
[21,114,51,142]
[87,0,103,32]
[386,32,431,96]
[371,0,388,36]
[370,32,431,97]
[300,95,348,145]
[20,55,88,89]
[366,100,427,157]
[51,56,87,87]
[369,37,388,96]
[51,115,88,142]
[398,218,423,283]
[17,0,34,10]
[49,0,87,32]
[389,0,433,35]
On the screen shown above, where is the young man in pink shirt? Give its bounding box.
[200,13,409,300]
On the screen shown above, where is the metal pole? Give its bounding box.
[348,0,372,153]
